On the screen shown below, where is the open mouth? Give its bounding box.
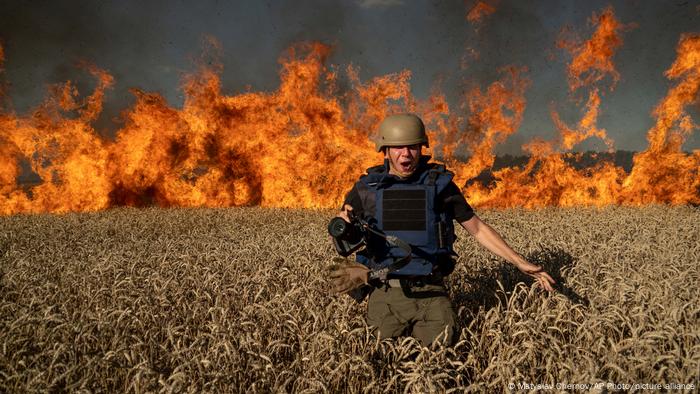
[398,160,414,173]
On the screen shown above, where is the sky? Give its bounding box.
[0,0,698,155]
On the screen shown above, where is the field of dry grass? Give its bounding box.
[1,206,698,392]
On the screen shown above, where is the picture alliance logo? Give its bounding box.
[509,383,596,390]
[508,382,696,391]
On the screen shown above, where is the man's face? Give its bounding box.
[385,144,422,178]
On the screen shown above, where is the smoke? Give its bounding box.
[0,0,698,153]
[357,0,404,8]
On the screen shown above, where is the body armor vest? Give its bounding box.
[354,158,457,277]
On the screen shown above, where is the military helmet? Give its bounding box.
[375,113,429,152]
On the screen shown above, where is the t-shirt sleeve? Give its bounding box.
[439,181,474,222]
[341,184,365,217]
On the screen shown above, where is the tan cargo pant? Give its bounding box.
[367,283,457,346]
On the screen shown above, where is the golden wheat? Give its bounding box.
[0,206,698,392]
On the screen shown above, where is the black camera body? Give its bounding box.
[327,216,365,256]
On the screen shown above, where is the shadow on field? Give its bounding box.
[526,248,589,306]
[452,247,589,315]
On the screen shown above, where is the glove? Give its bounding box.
[326,257,369,294]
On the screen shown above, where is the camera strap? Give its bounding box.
[363,229,412,282]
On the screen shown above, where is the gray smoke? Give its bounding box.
[0,0,698,152]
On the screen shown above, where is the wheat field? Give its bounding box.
[1,206,698,392]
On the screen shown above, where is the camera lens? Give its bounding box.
[328,217,349,238]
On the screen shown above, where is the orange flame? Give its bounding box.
[622,33,700,205]
[107,42,382,210]
[551,6,631,151]
[433,66,530,188]
[1,58,114,214]
[463,30,700,208]
[0,8,699,215]
[557,6,629,91]
[466,1,497,24]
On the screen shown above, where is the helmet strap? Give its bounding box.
[383,158,390,172]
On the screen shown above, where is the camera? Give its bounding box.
[328,216,365,256]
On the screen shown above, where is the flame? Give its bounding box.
[457,6,626,207]
[622,33,700,205]
[550,6,632,152]
[107,42,382,209]
[432,66,530,188]
[1,58,114,214]
[557,6,628,92]
[463,29,700,208]
[462,1,497,70]
[0,7,699,215]
[466,1,497,24]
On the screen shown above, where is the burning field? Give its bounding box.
[0,6,698,214]
[1,206,699,391]
[0,2,699,392]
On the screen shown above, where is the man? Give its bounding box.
[330,113,555,346]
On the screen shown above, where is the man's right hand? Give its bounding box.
[326,256,369,294]
[337,204,353,223]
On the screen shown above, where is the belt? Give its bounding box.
[385,276,444,288]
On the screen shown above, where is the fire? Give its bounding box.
[0,6,699,215]
[431,66,530,188]
[622,33,700,205]
[107,42,382,210]
[552,6,629,152]
[558,6,627,92]
[456,8,699,208]
[466,1,497,24]
[0,42,388,214]
[0,61,114,214]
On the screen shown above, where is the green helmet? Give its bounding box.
[375,113,429,152]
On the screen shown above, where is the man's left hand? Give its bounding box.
[514,260,556,292]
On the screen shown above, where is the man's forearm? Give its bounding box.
[461,216,524,266]
[460,215,555,291]
[475,223,524,265]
